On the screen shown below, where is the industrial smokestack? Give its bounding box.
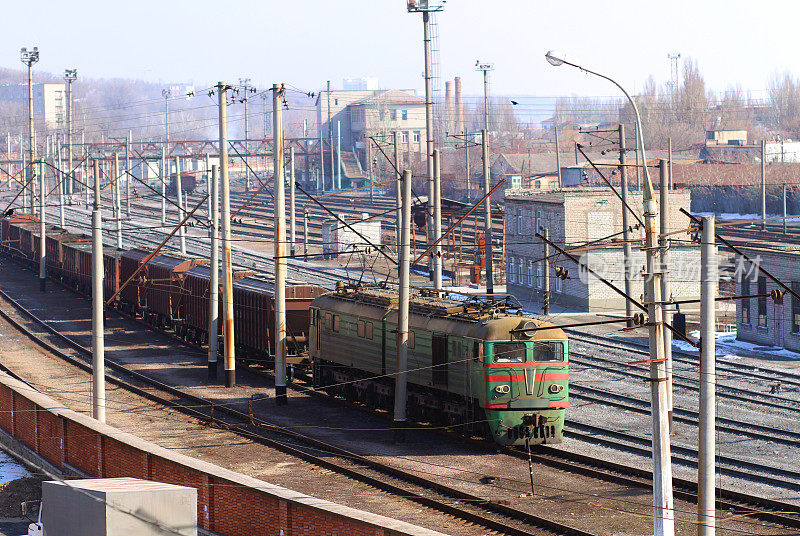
[454,77,463,134]
[444,81,453,134]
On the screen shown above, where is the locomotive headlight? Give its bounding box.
[549,384,564,394]
[495,385,511,394]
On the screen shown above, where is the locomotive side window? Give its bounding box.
[474,341,484,362]
[324,313,332,329]
[408,330,415,349]
[493,342,526,363]
[333,315,340,332]
[357,320,365,338]
[533,341,564,362]
[365,322,373,340]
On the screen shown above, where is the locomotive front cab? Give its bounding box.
[483,338,569,445]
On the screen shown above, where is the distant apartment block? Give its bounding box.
[0,83,65,129]
[504,187,702,312]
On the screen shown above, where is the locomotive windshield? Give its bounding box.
[533,341,564,362]
[493,342,526,363]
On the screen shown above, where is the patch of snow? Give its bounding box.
[673,328,800,360]
[0,451,29,484]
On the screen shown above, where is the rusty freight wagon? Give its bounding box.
[232,275,326,364]
[1,214,37,256]
[45,230,87,281]
[12,221,41,265]
[119,249,152,314]
[179,265,252,344]
[142,253,207,328]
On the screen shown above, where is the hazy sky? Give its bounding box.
[3,0,799,102]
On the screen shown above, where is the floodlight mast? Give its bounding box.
[20,47,39,216]
[64,69,77,197]
[544,50,674,536]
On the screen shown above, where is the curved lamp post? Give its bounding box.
[544,50,675,536]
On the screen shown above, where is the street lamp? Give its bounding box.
[544,50,674,536]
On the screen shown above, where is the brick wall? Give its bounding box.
[0,376,445,536]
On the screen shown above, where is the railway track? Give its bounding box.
[0,277,598,536]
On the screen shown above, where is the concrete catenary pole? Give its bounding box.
[660,159,673,427]
[56,150,65,228]
[543,228,550,315]
[783,183,788,235]
[208,165,220,381]
[64,69,76,196]
[241,79,251,192]
[327,81,334,191]
[697,215,716,536]
[619,125,633,326]
[319,128,325,192]
[273,84,288,405]
[160,147,167,225]
[368,137,374,203]
[482,129,493,294]
[38,160,45,291]
[554,124,562,188]
[432,149,443,290]
[125,131,131,217]
[205,154,212,216]
[23,50,37,216]
[82,132,88,206]
[394,169,412,443]
[91,159,105,423]
[761,139,767,231]
[303,208,309,257]
[336,120,342,189]
[668,137,673,190]
[114,153,123,249]
[218,81,236,388]
[464,128,471,202]
[290,147,296,257]
[175,156,186,254]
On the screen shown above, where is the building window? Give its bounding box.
[793,283,800,334]
[536,262,543,289]
[517,258,524,285]
[508,257,515,284]
[757,276,767,328]
[741,276,750,325]
[402,109,408,120]
[379,110,385,121]
[526,259,534,287]
[554,269,562,293]
[413,131,420,143]
[391,109,397,120]
[516,210,524,236]
[535,210,541,234]
[334,98,338,106]
[401,131,409,143]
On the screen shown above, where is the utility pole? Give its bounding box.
[125,131,131,217]
[660,159,673,427]
[543,228,550,315]
[64,69,76,196]
[239,78,252,191]
[327,80,334,192]
[554,124,562,188]
[394,169,412,444]
[619,125,633,326]
[290,147,296,257]
[273,83,288,405]
[21,47,39,216]
[367,136,374,203]
[761,139,767,230]
[482,129,493,294]
[697,215,716,536]
[91,160,105,423]
[668,137,673,190]
[208,165,219,381]
[114,153,123,249]
[319,128,325,192]
[432,149,443,289]
[56,150,65,228]
[175,156,186,254]
[218,81,236,388]
[160,146,167,225]
[82,131,88,206]
[38,159,45,291]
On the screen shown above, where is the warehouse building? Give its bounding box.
[505,187,703,312]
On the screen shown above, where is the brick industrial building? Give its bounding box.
[735,246,800,352]
[505,187,702,312]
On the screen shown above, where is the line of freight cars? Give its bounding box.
[0,214,326,365]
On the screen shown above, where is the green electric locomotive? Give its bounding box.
[309,285,568,446]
